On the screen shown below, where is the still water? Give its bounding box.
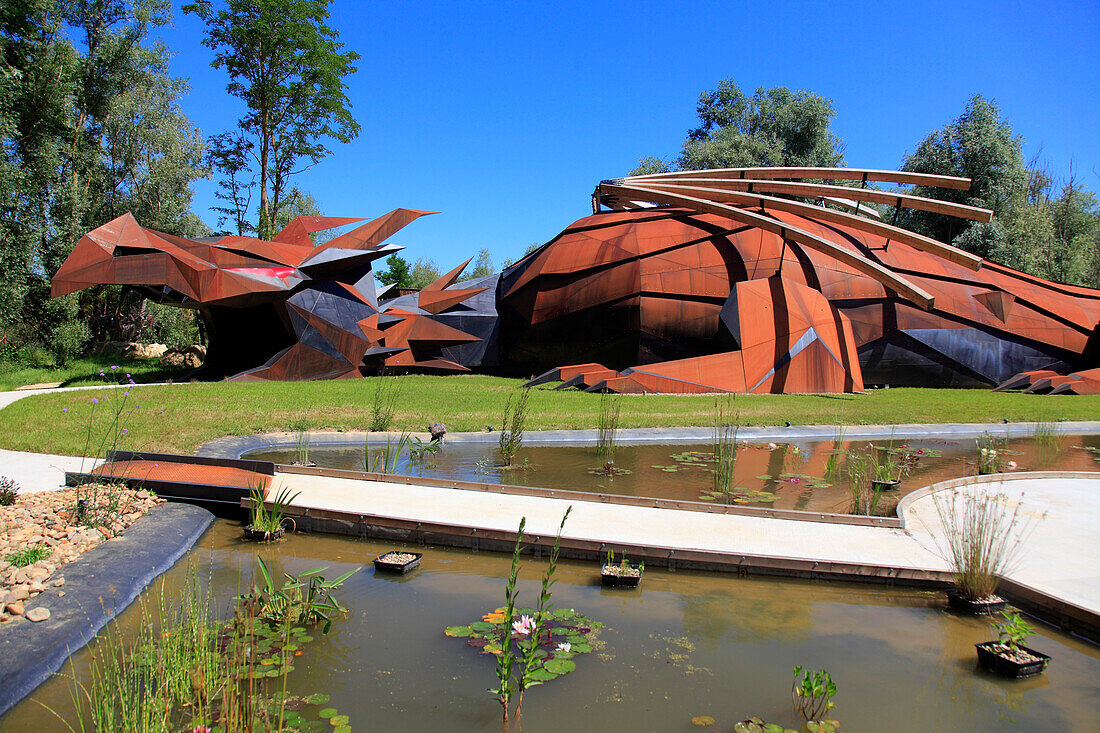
[246,433,1100,514]
[4,521,1098,731]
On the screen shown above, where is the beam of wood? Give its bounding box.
[623,167,972,191]
[618,182,983,271]
[602,183,936,310]
[633,177,993,223]
[821,196,882,219]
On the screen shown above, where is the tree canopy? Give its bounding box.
[631,80,845,174]
[185,0,360,240]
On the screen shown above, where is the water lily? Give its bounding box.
[512,614,536,636]
[1007,460,1018,469]
[556,642,571,653]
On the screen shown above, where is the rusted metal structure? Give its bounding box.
[52,167,1100,393]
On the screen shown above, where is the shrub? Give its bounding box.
[50,318,91,365]
[0,476,18,505]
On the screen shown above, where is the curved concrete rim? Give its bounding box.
[196,420,1100,459]
[0,502,214,718]
[894,470,1100,524]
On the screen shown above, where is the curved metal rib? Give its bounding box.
[621,182,983,271]
[602,183,936,311]
[625,166,972,190]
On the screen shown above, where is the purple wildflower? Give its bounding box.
[110,365,118,370]
[124,391,130,397]
[62,407,68,413]
[92,398,99,405]
[122,428,128,434]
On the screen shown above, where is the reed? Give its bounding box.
[247,485,301,537]
[824,426,846,482]
[596,391,622,459]
[498,387,531,466]
[929,487,1043,601]
[368,372,401,432]
[367,432,409,473]
[845,446,882,515]
[711,395,739,494]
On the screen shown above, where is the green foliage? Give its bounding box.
[992,611,1037,651]
[186,0,360,239]
[6,544,51,568]
[237,556,355,634]
[366,432,409,474]
[844,445,881,515]
[465,509,586,723]
[499,386,531,466]
[408,257,442,289]
[377,254,413,287]
[791,666,838,725]
[0,0,208,360]
[677,81,844,170]
[459,248,494,281]
[247,485,301,536]
[629,156,672,176]
[368,373,401,431]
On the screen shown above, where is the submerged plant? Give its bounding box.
[596,391,622,459]
[369,371,401,431]
[499,387,531,466]
[927,487,1044,602]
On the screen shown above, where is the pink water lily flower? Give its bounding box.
[512,614,536,636]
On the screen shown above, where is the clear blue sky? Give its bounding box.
[159,0,1100,270]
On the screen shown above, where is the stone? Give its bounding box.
[5,602,24,616]
[10,585,29,601]
[26,606,50,622]
[53,576,65,587]
[28,581,46,593]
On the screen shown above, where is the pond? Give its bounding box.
[3,520,1098,731]
[245,433,1100,514]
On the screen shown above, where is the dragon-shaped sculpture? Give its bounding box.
[52,167,1100,394]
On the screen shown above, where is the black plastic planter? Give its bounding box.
[872,479,901,492]
[373,551,423,574]
[975,642,1050,678]
[947,590,1007,615]
[601,564,643,588]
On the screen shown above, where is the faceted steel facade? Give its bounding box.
[51,168,1100,393]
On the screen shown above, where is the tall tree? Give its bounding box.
[900,95,1028,248]
[408,257,440,289]
[377,254,411,288]
[1,0,208,359]
[185,0,360,239]
[632,80,845,175]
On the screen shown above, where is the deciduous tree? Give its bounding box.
[185,0,360,239]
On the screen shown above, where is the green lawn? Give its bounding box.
[0,354,189,391]
[1,374,1096,457]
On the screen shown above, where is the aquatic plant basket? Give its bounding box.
[242,525,284,542]
[601,563,643,588]
[374,551,423,574]
[947,590,1007,615]
[975,642,1050,678]
[872,479,901,492]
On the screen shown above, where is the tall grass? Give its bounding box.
[288,418,311,465]
[824,426,845,482]
[498,387,531,466]
[596,391,622,459]
[929,487,1044,601]
[711,396,739,494]
[247,485,301,536]
[368,373,401,431]
[845,446,882,515]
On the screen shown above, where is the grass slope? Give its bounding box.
[1,375,1096,457]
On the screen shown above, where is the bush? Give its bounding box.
[50,319,91,365]
[144,300,201,349]
[0,476,19,505]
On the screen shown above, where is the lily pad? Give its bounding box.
[330,714,350,725]
[306,693,331,705]
[444,625,473,637]
[543,657,576,674]
[318,708,337,719]
[692,716,716,726]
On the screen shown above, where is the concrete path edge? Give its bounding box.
[0,502,214,718]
